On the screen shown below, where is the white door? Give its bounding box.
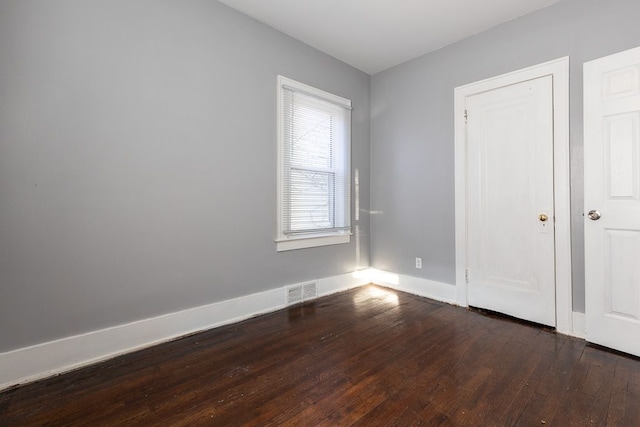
[584,46,640,357]
[466,75,556,326]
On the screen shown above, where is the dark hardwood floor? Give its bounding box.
[1,284,639,426]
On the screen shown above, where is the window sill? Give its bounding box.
[276,234,351,252]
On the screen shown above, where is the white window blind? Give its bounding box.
[277,76,351,250]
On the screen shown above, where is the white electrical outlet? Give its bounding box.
[415,257,422,269]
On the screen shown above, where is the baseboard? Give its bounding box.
[360,268,457,305]
[0,271,370,391]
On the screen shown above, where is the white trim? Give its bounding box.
[359,268,457,305]
[571,312,586,339]
[276,75,352,252]
[276,233,351,251]
[454,57,573,334]
[0,271,370,392]
[278,76,351,107]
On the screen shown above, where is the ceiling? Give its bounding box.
[217,0,561,75]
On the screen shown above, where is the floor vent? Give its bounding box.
[287,286,303,305]
[286,281,318,305]
[302,282,317,300]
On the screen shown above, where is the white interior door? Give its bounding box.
[584,46,640,357]
[466,75,556,327]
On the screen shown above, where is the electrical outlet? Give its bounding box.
[415,257,422,269]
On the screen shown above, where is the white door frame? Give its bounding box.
[454,57,573,335]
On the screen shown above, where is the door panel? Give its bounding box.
[585,46,640,357]
[604,113,639,199]
[466,75,556,326]
[606,230,640,320]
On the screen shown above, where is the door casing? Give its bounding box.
[454,57,573,335]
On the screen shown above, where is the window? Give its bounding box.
[276,76,352,251]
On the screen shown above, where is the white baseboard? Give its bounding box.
[317,271,369,297]
[360,268,457,305]
[0,271,370,391]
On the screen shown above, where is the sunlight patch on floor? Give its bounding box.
[354,285,399,307]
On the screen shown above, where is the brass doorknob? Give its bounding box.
[539,214,548,222]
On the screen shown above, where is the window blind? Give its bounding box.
[281,85,351,236]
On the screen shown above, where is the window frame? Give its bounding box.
[276,75,352,252]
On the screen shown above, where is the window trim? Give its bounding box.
[276,75,352,252]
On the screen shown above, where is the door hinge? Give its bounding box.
[465,269,469,284]
[464,109,468,123]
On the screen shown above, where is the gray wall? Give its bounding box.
[0,0,370,352]
[370,0,640,313]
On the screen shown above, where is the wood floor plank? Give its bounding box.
[2,284,640,426]
[604,362,629,427]
[623,369,640,424]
